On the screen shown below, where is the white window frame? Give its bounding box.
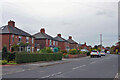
[46,39,48,45]
[12,35,14,42]
[53,41,55,45]
[32,47,34,52]
[32,38,34,44]
[19,36,22,42]
[50,40,52,45]
[26,37,29,43]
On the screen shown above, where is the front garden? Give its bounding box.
[1,46,62,65]
[62,49,90,58]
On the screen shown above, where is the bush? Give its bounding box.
[64,54,69,58]
[15,53,62,63]
[61,50,67,54]
[0,60,8,65]
[2,46,8,60]
[7,52,16,61]
[39,47,53,54]
[68,49,78,55]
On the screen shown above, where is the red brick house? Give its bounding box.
[67,36,78,49]
[78,42,90,50]
[54,34,69,51]
[33,28,58,51]
[0,20,35,52]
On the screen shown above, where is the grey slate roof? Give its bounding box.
[67,39,78,44]
[0,25,33,37]
[33,32,54,40]
[54,36,68,42]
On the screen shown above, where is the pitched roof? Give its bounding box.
[54,36,68,42]
[0,25,33,37]
[33,32,54,40]
[67,39,78,44]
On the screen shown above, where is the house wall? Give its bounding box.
[58,42,66,51]
[69,43,78,49]
[0,34,35,52]
[35,39,46,50]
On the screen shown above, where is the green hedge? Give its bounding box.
[15,53,62,63]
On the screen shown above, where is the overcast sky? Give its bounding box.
[0,0,119,47]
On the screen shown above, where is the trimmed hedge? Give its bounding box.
[15,53,62,63]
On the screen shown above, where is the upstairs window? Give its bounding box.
[53,41,55,45]
[50,40,52,45]
[32,38,34,44]
[19,36,22,42]
[46,39,48,45]
[26,37,29,43]
[12,35,14,42]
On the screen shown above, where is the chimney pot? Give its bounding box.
[57,34,61,37]
[69,36,72,39]
[40,28,45,33]
[8,20,15,27]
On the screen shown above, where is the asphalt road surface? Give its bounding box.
[2,54,118,79]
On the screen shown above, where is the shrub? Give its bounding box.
[2,46,8,60]
[7,52,16,61]
[0,60,8,65]
[39,47,53,54]
[68,49,78,55]
[61,50,67,54]
[15,53,62,63]
[64,54,69,58]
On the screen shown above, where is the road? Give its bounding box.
[2,54,118,79]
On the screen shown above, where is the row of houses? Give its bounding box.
[0,20,78,52]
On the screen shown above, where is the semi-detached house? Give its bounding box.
[33,28,58,51]
[0,20,35,52]
[67,36,78,49]
[54,34,70,51]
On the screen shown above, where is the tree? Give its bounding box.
[2,46,8,60]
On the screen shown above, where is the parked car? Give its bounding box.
[90,50,101,58]
[106,51,110,54]
[100,51,106,56]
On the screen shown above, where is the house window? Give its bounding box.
[50,40,52,45]
[12,35,14,42]
[53,41,55,45]
[26,37,29,43]
[56,41,58,45]
[32,47,34,52]
[32,38,34,44]
[19,36,22,42]
[46,39,48,45]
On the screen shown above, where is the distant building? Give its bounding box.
[78,42,90,50]
[54,34,69,51]
[0,20,35,52]
[67,36,78,49]
[33,28,58,51]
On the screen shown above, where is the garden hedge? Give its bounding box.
[15,53,62,63]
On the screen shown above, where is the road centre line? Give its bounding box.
[72,65,86,70]
[41,72,62,78]
[90,61,97,64]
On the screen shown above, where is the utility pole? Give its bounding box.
[100,34,102,51]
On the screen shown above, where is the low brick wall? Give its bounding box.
[68,54,87,58]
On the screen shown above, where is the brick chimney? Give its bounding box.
[57,34,61,37]
[69,36,72,39]
[40,28,45,33]
[8,20,15,27]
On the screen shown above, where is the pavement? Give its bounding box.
[2,54,119,79]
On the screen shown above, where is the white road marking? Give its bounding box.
[90,61,97,64]
[41,75,50,78]
[51,72,62,76]
[72,65,86,70]
[41,72,62,78]
[115,73,118,79]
